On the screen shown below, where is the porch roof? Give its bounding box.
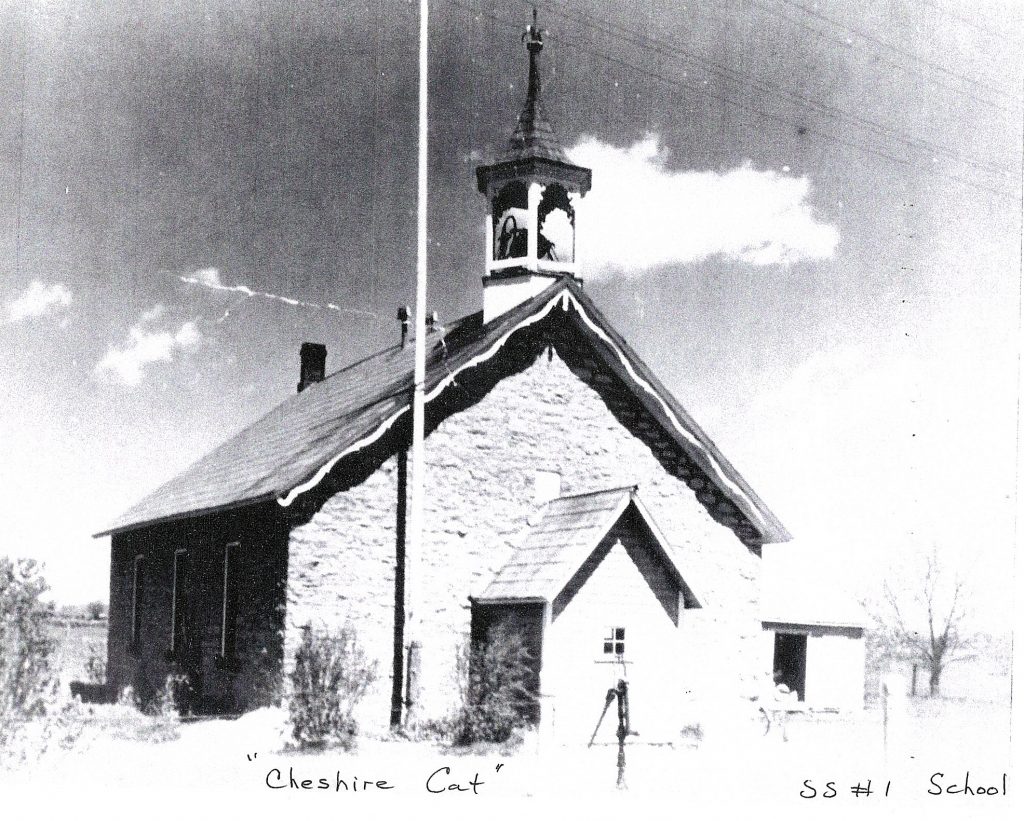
[475,485,703,607]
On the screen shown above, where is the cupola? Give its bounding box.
[476,11,592,323]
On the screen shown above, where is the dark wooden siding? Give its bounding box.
[106,503,289,713]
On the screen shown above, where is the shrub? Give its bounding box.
[104,682,180,744]
[116,685,139,709]
[141,674,184,742]
[251,645,284,708]
[0,557,56,751]
[288,625,376,749]
[156,666,196,715]
[85,641,106,685]
[453,626,537,745]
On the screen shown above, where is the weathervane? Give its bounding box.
[523,7,545,100]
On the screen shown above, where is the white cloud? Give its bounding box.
[192,267,224,288]
[567,135,839,274]
[6,280,73,322]
[139,303,167,324]
[94,310,202,386]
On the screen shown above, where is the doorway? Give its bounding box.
[772,632,807,701]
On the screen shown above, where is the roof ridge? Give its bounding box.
[318,307,484,384]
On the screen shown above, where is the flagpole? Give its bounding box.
[406,0,428,726]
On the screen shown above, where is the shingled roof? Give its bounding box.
[96,279,790,542]
[502,92,569,165]
[476,486,703,606]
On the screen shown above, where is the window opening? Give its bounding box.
[603,627,626,656]
[170,549,187,655]
[221,542,238,657]
[131,555,144,646]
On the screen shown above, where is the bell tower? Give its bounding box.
[476,11,592,323]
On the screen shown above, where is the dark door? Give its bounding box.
[772,632,807,701]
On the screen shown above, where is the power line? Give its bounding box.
[758,0,1017,108]
[588,0,1017,114]
[916,0,1015,44]
[540,0,1012,180]
[451,0,1015,202]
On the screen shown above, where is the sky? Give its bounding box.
[0,0,1020,632]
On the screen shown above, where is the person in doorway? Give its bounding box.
[773,668,797,702]
[759,669,797,741]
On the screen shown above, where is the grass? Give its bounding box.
[11,620,1007,803]
[1,688,1011,811]
[45,618,107,691]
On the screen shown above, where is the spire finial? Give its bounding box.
[523,7,544,101]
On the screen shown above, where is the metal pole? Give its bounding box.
[616,679,628,789]
[406,0,428,727]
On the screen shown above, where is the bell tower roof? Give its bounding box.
[476,10,591,195]
[502,10,568,165]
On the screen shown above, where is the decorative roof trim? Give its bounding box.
[277,289,570,507]
[277,286,774,541]
[561,290,772,537]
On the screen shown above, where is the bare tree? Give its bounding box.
[879,549,974,696]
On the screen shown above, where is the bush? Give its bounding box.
[453,626,537,746]
[288,625,376,749]
[0,557,56,751]
[142,674,184,742]
[85,641,106,685]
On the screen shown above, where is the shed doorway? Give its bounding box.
[773,632,807,701]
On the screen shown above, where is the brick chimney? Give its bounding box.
[297,342,327,392]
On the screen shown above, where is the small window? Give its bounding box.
[603,627,626,656]
[220,542,238,658]
[170,549,188,655]
[130,555,144,647]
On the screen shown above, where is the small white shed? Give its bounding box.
[760,547,869,711]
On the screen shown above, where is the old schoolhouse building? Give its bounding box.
[97,22,811,743]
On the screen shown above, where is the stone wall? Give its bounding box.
[285,337,762,734]
[285,456,402,729]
